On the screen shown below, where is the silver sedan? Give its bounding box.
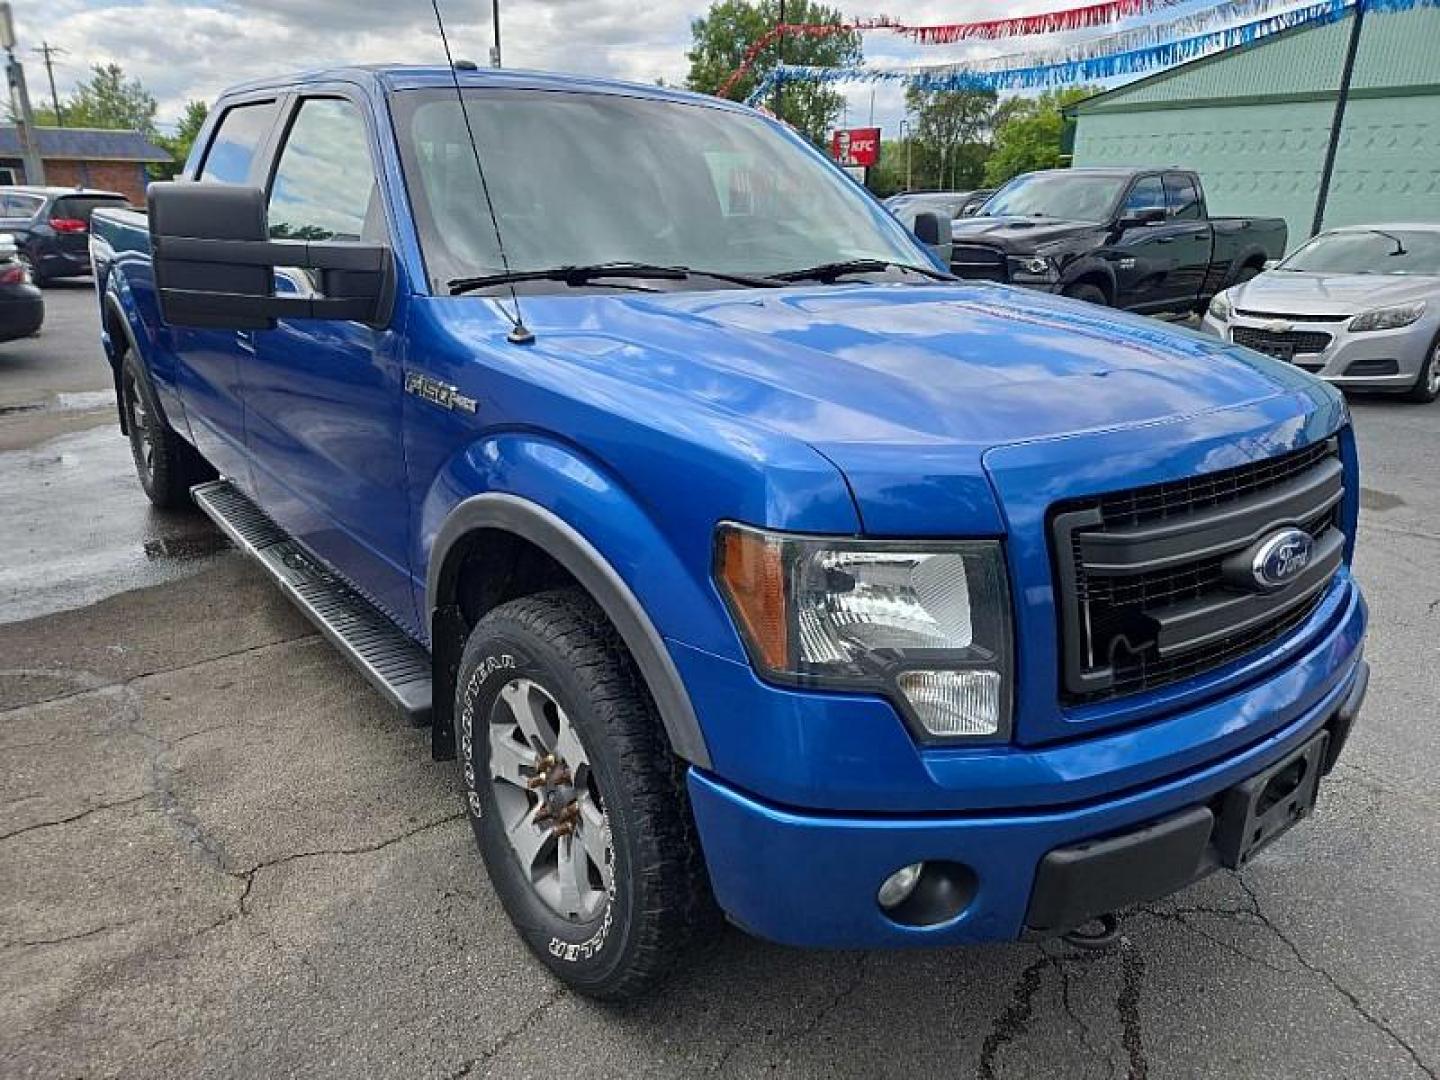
[1200,223,1440,402]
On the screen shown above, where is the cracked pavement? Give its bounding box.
[2,286,1439,1077]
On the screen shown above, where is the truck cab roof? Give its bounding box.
[219,64,739,112]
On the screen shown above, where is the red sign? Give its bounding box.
[831,127,880,168]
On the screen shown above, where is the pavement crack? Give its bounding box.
[1115,940,1148,1080]
[2,920,136,950]
[977,948,1050,1080]
[447,985,568,1078]
[1233,874,1436,1079]
[237,811,466,883]
[0,793,148,843]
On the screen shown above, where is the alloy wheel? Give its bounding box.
[488,677,612,922]
[124,372,156,479]
[1428,342,1440,398]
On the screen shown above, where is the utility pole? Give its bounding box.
[489,0,501,67]
[1312,0,1365,237]
[1,4,45,185]
[33,39,62,124]
[772,0,785,122]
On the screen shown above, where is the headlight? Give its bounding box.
[1007,254,1055,279]
[1349,302,1425,332]
[1208,290,1233,321]
[715,524,1012,740]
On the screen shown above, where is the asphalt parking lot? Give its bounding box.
[2,284,1438,1079]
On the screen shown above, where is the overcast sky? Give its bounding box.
[26,1,1213,135]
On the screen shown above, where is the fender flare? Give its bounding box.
[1056,257,1116,302]
[428,492,712,768]
[101,291,144,435]
[1223,245,1272,288]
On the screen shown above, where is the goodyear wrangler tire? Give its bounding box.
[454,589,715,1000]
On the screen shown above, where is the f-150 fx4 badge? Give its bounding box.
[405,373,478,414]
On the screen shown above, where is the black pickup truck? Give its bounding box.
[948,167,1287,316]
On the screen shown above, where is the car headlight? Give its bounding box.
[1349,302,1425,332]
[1007,254,1055,279]
[715,524,1012,740]
[1208,290,1233,321]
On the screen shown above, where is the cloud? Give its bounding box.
[20,0,1165,135]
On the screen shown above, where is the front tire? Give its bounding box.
[120,351,213,508]
[454,590,715,1000]
[1062,282,1108,307]
[1403,334,1440,403]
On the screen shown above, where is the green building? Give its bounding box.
[1067,4,1440,250]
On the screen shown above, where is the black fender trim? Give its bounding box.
[102,293,142,435]
[1056,257,1116,301]
[428,493,713,768]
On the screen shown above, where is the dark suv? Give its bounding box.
[0,186,130,285]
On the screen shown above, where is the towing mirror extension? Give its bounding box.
[148,181,394,331]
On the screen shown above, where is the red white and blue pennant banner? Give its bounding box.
[740,0,1437,101]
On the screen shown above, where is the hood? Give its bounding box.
[948,216,1101,254]
[506,283,1320,533]
[1230,270,1440,317]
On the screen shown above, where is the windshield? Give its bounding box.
[1280,229,1440,276]
[979,173,1125,222]
[393,89,932,290]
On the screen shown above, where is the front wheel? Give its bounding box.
[455,590,715,1000]
[1403,335,1440,403]
[1062,282,1109,307]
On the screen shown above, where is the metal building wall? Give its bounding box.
[1071,6,1440,249]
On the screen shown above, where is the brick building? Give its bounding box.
[0,126,170,204]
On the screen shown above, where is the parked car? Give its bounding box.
[1203,223,1440,402]
[0,232,43,342]
[949,167,1287,317]
[0,186,129,285]
[93,67,1367,1001]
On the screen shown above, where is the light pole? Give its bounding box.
[1312,0,1364,236]
[490,0,501,68]
[899,119,913,191]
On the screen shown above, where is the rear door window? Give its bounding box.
[198,100,281,184]
[0,193,43,219]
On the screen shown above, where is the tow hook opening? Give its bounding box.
[1061,912,1121,951]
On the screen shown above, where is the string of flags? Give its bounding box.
[729,0,1436,103]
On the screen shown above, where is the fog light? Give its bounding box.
[877,862,925,910]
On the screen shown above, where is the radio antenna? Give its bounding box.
[430,0,534,345]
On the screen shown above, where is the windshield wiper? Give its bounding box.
[770,259,955,283]
[449,262,780,295]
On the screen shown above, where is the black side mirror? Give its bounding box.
[1117,206,1166,229]
[148,181,393,330]
[912,211,944,246]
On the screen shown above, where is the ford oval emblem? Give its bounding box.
[1252,528,1314,591]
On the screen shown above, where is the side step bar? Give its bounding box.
[192,480,432,724]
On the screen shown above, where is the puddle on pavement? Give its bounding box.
[0,426,232,624]
[0,389,115,418]
[1360,487,1405,512]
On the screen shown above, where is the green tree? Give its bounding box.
[983,86,1096,186]
[687,0,861,146]
[153,99,210,179]
[35,63,159,135]
[903,85,997,191]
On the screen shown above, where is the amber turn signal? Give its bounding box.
[716,525,790,673]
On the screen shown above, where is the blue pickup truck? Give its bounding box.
[91,65,1368,1000]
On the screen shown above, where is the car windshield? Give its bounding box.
[1279,229,1440,276]
[979,174,1125,223]
[392,88,933,290]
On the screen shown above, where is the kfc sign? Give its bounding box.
[831,127,880,168]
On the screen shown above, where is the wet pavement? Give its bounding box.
[1,292,1439,1079]
[0,284,231,624]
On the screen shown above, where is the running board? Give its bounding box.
[192,480,432,724]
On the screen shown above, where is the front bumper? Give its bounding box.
[688,593,1367,948]
[1201,311,1433,391]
